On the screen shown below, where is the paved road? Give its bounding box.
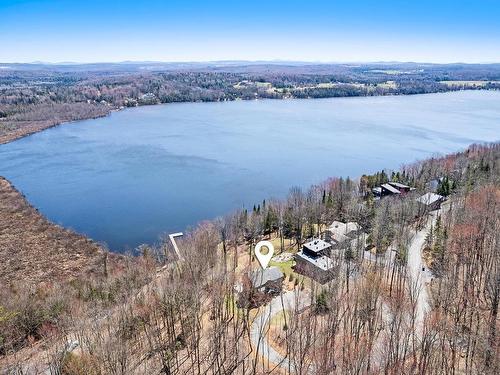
[407,211,437,335]
[250,290,311,373]
[252,210,439,373]
[363,210,438,368]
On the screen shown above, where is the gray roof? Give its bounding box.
[416,192,444,206]
[250,266,284,288]
[303,239,332,253]
[296,251,334,271]
[381,183,401,194]
[327,221,362,243]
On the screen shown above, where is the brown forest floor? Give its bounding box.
[0,176,122,285]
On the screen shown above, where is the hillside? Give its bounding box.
[0,143,498,374]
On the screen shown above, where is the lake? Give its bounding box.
[1,91,499,251]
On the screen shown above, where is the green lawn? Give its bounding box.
[269,259,295,277]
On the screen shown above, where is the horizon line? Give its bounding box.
[2,59,500,66]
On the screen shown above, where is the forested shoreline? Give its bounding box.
[1,62,500,144]
[1,142,498,374]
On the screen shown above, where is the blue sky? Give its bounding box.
[1,0,499,63]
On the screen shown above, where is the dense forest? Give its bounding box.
[0,142,498,374]
[1,62,500,144]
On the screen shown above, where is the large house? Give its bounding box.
[388,181,411,193]
[295,221,367,284]
[373,181,413,198]
[325,221,364,249]
[294,239,335,284]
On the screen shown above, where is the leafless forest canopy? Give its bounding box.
[0,142,498,374]
[1,62,500,144]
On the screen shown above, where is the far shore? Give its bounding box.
[1,87,497,146]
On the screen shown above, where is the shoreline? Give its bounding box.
[0,176,125,284]
[1,87,496,146]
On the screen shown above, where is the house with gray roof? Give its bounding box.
[326,221,364,249]
[249,266,284,294]
[416,192,445,211]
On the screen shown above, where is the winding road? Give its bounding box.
[251,210,440,373]
[250,290,311,373]
[407,211,437,334]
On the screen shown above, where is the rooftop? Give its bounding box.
[303,239,331,253]
[327,221,362,241]
[416,192,444,206]
[381,183,401,194]
[388,181,410,189]
[346,222,361,232]
[250,266,284,288]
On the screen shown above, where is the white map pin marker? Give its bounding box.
[254,240,274,269]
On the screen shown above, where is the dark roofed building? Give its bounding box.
[381,183,401,196]
[295,239,335,284]
[302,239,332,256]
[388,181,411,193]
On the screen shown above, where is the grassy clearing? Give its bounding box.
[268,237,296,254]
[269,259,295,277]
[377,81,397,89]
[370,69,406,75]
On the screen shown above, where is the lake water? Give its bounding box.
[0,91,499,251]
